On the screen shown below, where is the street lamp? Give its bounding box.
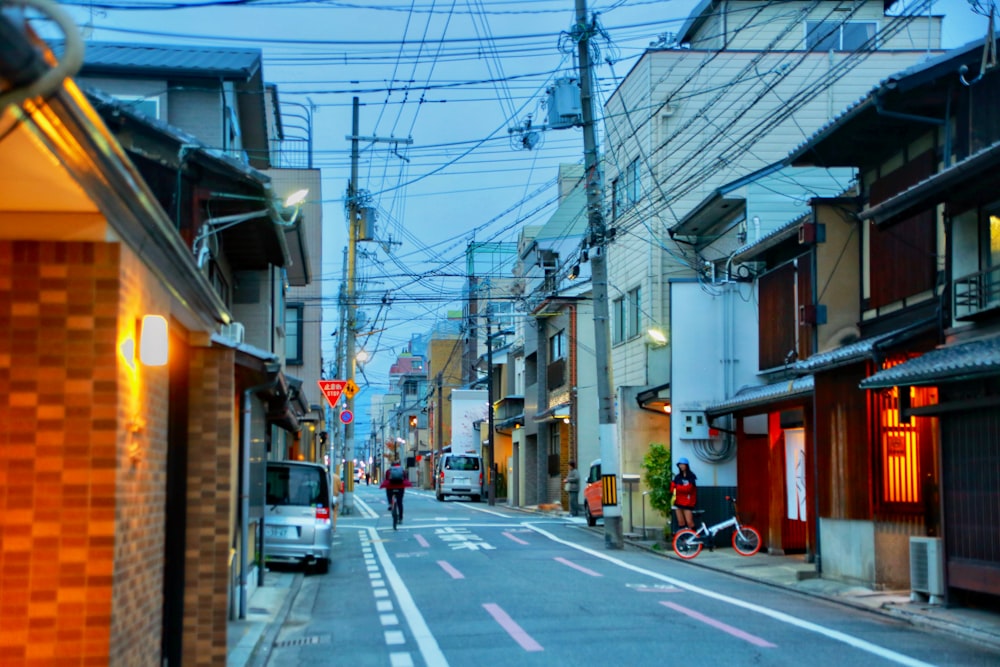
[486,324,514,506]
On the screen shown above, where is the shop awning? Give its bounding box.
[860,336,1000,389]
[705,376,814,418]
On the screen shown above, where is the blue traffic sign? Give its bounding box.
[339,410,354,424]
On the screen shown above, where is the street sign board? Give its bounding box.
[318,380,346,408]
[344,379,360,399]
[340,410,354,424]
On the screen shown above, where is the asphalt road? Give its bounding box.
[261,484,1000,667]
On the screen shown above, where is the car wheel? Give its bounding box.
[471,494,481,503]
[586,504,597,527]
[436,492,444,501]
[313,558,329,575]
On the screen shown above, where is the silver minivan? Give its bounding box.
[435,451,483,502]
[264,461,333,573]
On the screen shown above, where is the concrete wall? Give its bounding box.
[821,518,876,586]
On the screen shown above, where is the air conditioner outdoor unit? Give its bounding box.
[909,536,945,604]
[220,321,245,345]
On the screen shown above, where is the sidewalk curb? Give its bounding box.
[246,572,303,667]
[622,536,1000,653]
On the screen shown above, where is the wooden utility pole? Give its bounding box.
[575,0,623,549]
[344,97,413,509]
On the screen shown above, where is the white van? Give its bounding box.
[436,451,483,502]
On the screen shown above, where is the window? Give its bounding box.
[806,21,876,51]
[628,287,641,339]
[613,297,626,343]
[612,177,623,220]
[284,303,304,365]
[549,329,566,360]
[872,367,936,510]
[114,95,160,119]
[627,158,641,205]
[612,158,641,218]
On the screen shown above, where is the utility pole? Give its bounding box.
[344,97,413,504]
[575,0,623,549]
[343,98,361,515]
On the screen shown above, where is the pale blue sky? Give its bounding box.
[42,0,993,442]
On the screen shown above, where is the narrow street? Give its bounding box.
[258,485,999,667]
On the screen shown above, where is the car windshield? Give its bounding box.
[447,456,480,471]
[267,466,328,506]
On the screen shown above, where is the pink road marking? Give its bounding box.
[414,534,430,548]
[502,531,529,545]
[660,601,777,647]
[437,560,464,579]
[554,556,602,577]
[483,603,543,652]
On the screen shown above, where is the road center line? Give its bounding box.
[366,526,449,667]
[482,603,543,652]
[661,601,776,647]
[502,531,529,545]
[523,522,934,667]
[554,556,601,577]
[437,560,465,579]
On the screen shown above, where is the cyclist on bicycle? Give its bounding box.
[380,463,412,523]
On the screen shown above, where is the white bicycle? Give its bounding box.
[672,496,762,559]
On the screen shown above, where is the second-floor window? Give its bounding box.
[627,158,640,205]
[549,329,566,360]
[284,303,304,365]
[806,21,876,51]
[613,297,626,343]
[628,286,641,338]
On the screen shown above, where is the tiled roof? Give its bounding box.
[704,376,813,418]
[794,320,937,374]
[860,336,1000,389]
[79,41,261,80]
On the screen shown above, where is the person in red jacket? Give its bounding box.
[380,463,413,523]
[671,457,698,532]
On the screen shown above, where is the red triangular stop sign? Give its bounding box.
[318,380,346,408]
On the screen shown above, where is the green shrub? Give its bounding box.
[641,442,673,523]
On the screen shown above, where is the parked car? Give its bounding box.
[435,451,483,502]
[264,461,333,573]
[584,458,603,526]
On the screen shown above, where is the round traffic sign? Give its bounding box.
[339,410,354,424]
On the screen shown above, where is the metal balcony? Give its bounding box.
[954,264,1000,320]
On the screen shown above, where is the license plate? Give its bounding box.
[265,526,296,539]
[455,477,468,485]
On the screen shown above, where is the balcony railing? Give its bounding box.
[954,264,1000,320]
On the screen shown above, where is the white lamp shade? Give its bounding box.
[139,315,169,366]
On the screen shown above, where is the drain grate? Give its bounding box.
[274,634,331,648]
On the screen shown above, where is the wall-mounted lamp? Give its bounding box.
[139,315,169,366]
[284,189,309,208]
[194,188,309,267]
[647,328,668,347]
[663,404,672,414]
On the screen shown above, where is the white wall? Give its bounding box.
[669,279,759,487]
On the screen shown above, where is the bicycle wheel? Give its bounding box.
[732,525,761,556]
[672,529,703,559]
[391,498,399,531]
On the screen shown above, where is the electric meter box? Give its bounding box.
[678,410,710,439]
[547,78,582,129]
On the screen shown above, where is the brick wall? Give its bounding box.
[0,241,123,664]
[0,240,221,665]
[183,346,236,665]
